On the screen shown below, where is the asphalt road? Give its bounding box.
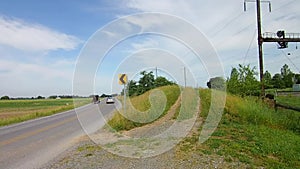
[0,100,118,169]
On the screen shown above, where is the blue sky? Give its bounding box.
[0,0,299,97]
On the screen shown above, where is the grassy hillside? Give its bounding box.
[107,85,180,131]
[188,89,300,168]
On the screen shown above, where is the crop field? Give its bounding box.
[0,98,90,126]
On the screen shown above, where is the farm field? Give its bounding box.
[0,98,91,126]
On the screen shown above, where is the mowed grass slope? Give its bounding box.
[108,85,180,131]
[181,89,300,168]
[0,98,90,126]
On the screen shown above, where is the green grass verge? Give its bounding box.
[107,85,180,131]
[0,98,90,126]
[77,87,299,168]
[276,95,300,108]
[189,89,300,168]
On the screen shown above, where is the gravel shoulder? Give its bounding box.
[44,138,248,169]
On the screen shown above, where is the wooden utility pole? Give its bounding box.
[245,0,300,99]
[244,0,271,99]
[256,0,265,99]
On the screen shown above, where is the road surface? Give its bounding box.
[0,101,118,169]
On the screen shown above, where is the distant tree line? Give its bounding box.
[263,64,300,89]
[207,64,300,97]
[48,95,88,99]
[0,95,46,100]
[0,95,87,100]
[124,71,176,97]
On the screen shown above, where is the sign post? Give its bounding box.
[123,83,126,114]
[119,74,128,114]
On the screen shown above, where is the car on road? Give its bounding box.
[106,96,114,104]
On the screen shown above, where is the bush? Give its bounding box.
[1,96,9,100]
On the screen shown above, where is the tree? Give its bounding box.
[227,64,259,96]
[238,64,259,96]
[124,71,176,97]
[271,73,285,89]
[207,77,226,90]
[154,76,175,87]
[280,64,294,88]
[295,74,300,84]
[100,94,109,98]
[263,71,273,89]
[127,80,139,96]
[1,96,9,100]
[36,96,45,99]
[227,68,240,94]
[138,71,155,94]
[49,95,57,99]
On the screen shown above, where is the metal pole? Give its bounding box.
[123,84,126,114]
[256,0,265,99]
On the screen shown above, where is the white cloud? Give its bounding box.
[4,1,298,97]
[0,59,73,81]
[123,0,300,76]
[88,13,226,92]
[0,16,82,52]
[125,0,300,48]
[130,38,159,50]
[74,0,300,96]
[0,59,74,97]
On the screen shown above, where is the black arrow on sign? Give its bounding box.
[120,74,126,84]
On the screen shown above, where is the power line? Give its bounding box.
[279,48,300,72]
[211,11,246,38]
[243,30,257,65]
[265,0,296,13]
[244,0,300,98]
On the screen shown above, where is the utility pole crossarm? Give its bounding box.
[244,0,299,99]
[263,32,300,42]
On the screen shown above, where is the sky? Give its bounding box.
[0,0,299,97]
